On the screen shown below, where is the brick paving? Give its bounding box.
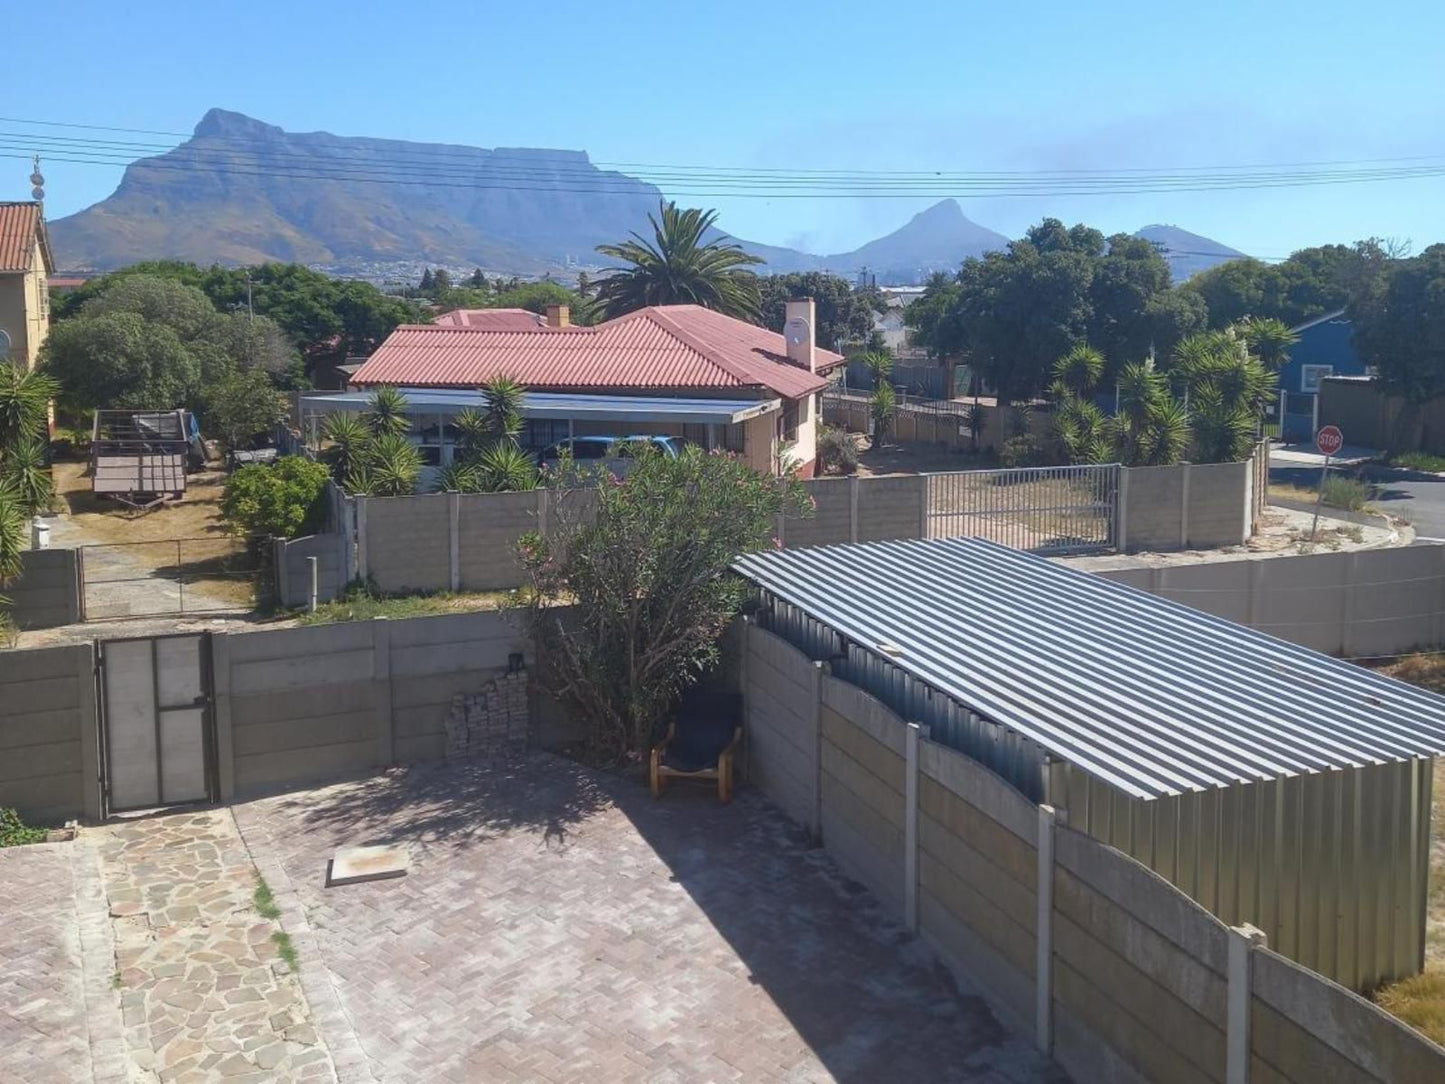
[95,810,337,1083]
[0,843,93,1084]
[235,755,1065,1083]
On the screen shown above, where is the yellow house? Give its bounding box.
[0,202,54,371]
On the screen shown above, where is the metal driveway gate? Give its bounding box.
[926,464,1120,555]
[80,536,262,620]
[98,633,216,813]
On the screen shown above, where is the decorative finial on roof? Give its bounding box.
[29,155,44,203]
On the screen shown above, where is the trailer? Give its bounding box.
[89,409,201,509]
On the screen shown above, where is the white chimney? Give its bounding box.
[783,297,816,373]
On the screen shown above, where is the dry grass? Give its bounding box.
[298,589,514,625]
[854,436,992,477]
[53,461,233,544]
[1370,654,1445,1044]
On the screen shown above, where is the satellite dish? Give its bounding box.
[784,316,811,346]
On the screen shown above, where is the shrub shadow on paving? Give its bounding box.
[235,755,1062,1083]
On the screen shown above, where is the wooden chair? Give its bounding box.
[650,714,742,803]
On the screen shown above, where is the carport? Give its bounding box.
[733,536,1445,991]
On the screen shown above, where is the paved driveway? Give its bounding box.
[235,756,1062,1084]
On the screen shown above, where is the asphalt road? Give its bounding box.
[1270,457,1445,540]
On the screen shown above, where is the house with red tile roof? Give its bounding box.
[329,299,843,477]
[0,202,54,370]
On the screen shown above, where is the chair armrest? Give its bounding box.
[651,722,677,759]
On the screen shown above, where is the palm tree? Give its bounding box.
[594,201,763,320]
[870,382,897,444]
[476,444,540,492]
[363,386,411,438]
[430,460,483,494]
[362,433,422,497]
[481,375,526,444]
[0,363,57,451]
[1052,346,1105,398]
[452,408,491,460]
[1237,316,1299,371]
[1,437,53,514]
[321,413,372,484]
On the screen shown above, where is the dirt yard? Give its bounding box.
[837,433,992,477]
[1370,654,1445,1044]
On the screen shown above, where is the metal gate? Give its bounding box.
[98,633,216,814]
[81,536,262,620]
[925,463,1120,555]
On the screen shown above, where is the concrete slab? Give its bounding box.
[327,844,410,886]
[1270,442,1378,466]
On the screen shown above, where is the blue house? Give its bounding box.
[1278,309,1369,442]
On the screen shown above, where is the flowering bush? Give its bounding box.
[518,444,811,764]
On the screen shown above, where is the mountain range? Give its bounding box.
[48,109,1247,283]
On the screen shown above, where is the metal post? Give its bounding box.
[1310,453,1331,541]
[176,539,184,614]
[1227,924,1267,1084]
[1036,804,1058,1053]
[307,556,319,613]
[904,722,922,932]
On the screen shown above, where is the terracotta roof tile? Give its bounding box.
[432,308,549,329]
[0,203,48,273]
[351,304,843,399]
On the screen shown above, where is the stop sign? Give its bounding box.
[1316,425,1344,456]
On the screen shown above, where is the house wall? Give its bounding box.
[1281,316,1361,396]
[0,241,48,370]
[738,619,1445,1082]
[0,643,95,824]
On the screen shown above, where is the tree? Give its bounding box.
[220,456,331,540]
[1236,316,1298,371]
[0,438,53,515]
[481,375,526,443]
[354,433,421,497]
[207,368,288,453]
[320,413,371,484]
[1353,244,1445,448]
[0,364,57,452]
[41,311,200,411]
[468,268,487,289]
[1086,233,1174,368]
[420,268,434,293]
[518,443,810,764]
[595,201,763,319]
[871,382,897,443]
[0,481,24,606]
[757,273,885,350]
[362,385,411,438]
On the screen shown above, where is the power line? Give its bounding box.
[3,112,1445,184]
[6,146,1445,201]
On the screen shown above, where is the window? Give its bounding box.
[724,422,746,453]
[1301,365,1334,393]
[0,328,10,360]
[522,418,569,450]
[782,401,799,442]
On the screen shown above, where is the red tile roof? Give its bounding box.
[351,305,844,400]
[433,307,548,329]
[0,202,51,273]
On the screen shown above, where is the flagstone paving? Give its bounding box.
[95,809,337,1083]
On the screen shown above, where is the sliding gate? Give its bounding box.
[98,633,216,814]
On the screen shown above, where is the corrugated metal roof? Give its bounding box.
[300,388,777,425]
[0,202,49,273]
[349,304,841,400]
[733,537,1445,800]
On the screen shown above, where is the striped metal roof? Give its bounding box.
[349,304,842,400]
[733,537,1445,800]
[299,388,776,425]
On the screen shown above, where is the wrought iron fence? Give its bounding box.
[925,464,1120,555]
[80,536,265,620]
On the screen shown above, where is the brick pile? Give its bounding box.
[443,670,529,759]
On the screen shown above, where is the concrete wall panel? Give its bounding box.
[0,643,90,823]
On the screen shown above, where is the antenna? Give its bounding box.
[29,154,44,202]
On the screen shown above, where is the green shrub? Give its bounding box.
[0,806,45,847]
[1388,451,1445,473]
[1321,474,1372,512]
[816,426,859,475]
[220,455,330,539]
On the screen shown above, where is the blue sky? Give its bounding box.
[7,0,1445,259]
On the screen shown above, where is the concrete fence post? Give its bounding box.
[904,722,922,932]
[918,475,930,539]
[1247,559,1263,629]
[849,476,860,542]
[739,617,752,783]
[306,556,319,614]
[76,643,102,820]
[448,490,462,591]
[1115,468,1129,552]
[812,661,826,843]
[1226,923,1267,1084]
[1180,462,1192,549]
[537,487,550,539]
[355,497,369,582]
[1035,804,1057,1053]
[272,539,289,608]
[1342,551,1360,658]
[372,618,393,766]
